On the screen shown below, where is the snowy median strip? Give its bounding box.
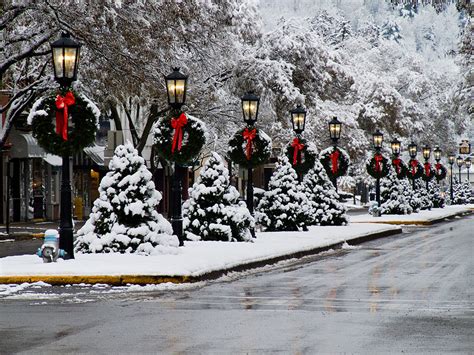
[350,205,474,225]
[0,223,401,285]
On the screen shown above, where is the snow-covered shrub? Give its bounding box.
[414,180,433,210]
[401,178,422,213]
[428,181,445,208]
[257,156,310,231]
[303,160,348,225]
[75,143,178,255]
[183,152,254,242]
[451,178,471,205]
[379,168,412,215]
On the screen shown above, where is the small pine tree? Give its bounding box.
[183,152,254,242]
[379,169,413,215]
[451,178,471,205]
[75,143,178,255]
[402,178,421,212]
[428,181,445,208]
[302,160,348,225]
[414,180,433,210]
[257,156,310,231]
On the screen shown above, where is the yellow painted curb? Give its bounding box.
[0,275,195,286]
[352,220,433,225]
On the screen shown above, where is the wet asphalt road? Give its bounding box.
[1,216,473,354]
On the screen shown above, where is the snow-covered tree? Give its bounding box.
[379,169,413,215]
[451,178,472,204]
[75,143,178,255]
[428,181,445,208]
[303,160,348,225]
[183,152,254,242]
[401,179,422,212]
[257,156,310,231]
[414,180,433,210]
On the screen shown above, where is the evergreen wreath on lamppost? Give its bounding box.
[319,146,350,180]
[434,163,447,182]
[228,127,272,168]
[29,88,99,156]
[407,159,424,180]
[390,138,407,179]
[285,137,317,177]
[366,153,390,179]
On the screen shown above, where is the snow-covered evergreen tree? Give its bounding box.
[257,156,310,231]
[451,178,471,205]
[401,178,422,213]
[302,160,348,225]
[428,181,445,208]
[75,143,178,255]
[414,180,433,210]
[379,169,413,215]
[183,152,253,242]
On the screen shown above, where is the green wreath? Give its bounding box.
[29,89,99,156]
[421,162,436,182]
[153,110,207,165]
[319,146,350,180]
[407,159,423,180]
[434,163,447,182]
[228,127,272,168]
[366,153,390,179]
[391,157,408,179]
[285,137,317,176]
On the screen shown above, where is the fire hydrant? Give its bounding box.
[36,229,66,263]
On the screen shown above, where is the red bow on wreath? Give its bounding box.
[243,128,256,160]
[330,149,340,174]
[55,91,75,141]
[410,159,419,176]
[291,137,304,166]
[374,154,383,173]
[171,113,188,153]
[424,162,431,177]
[435,163,441,174]
[393,158,401,174]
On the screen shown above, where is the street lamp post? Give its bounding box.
[373,129,383,207]
[448,154,455,203]
[241,91,260,237]
[456,156,464,182]
[328,116,342,190]
[51,33,81,259]
[422,144,431,190]
[465,157,471,182]
[390,138,401,158]
[165,67,188,246]
[433,146,442,185]
[290,104,307,181]
[408,142,418,190]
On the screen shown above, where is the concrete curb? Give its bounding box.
[0,227,402,286]
[351,209,473,226]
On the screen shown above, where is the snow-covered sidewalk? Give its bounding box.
[0,223,400,284]
[350,205,474,225]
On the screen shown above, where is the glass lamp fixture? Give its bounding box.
[433,146,442,162]
[290,104,306,135]
[328,116,342,144]
[241,91,260,126]
[408,142,418,159]
[165,67,188,109]
[373,129,383,150]
[422,145,431,161]
[51,32,81,87]
[391,138,401,156]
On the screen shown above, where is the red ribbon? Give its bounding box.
[291,137,304,166]
[393,158,401,174]
[424,162,431,177]
[55,91,75,141]
[330,149,340,174]
[374,154,383,172]
[410,159,419,176]
[171,113,188,153]
[435,163,441,174]
[243,128,256,160]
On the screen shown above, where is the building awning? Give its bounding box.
[8,131,45,159]
[83,145,105,166]
[43,154,62,166]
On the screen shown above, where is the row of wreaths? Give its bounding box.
[30,89,351,180]
[366,153,447,182]
[42,89,457,184]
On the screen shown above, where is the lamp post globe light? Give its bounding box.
[433,146,442,162]
[456,156,464,182]
[327,116,342,190]
[459,140,471,155]
[290,104,306,135]
[466,157,471,182]
[422,145,431,190]
[165,67,189,246]
[51,33,81,259]
[372,129,383,207]
[241,91,260,237]
[391,138,401,157]
[408,142,418,190]
[448,153,455,202]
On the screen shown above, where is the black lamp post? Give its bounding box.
[391,138,401,157]
[290,104,306,181]
[422,144,431,190]
[241,91,260,237]
[466,157,471,182]
[408,141,418,190]
[51,33,81,259]
[448,154,455,202]
[433,146,441,163]
[328,116,342,190]
[165,68,188,246]
[456,156,464,182]
[373,129,383,207]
